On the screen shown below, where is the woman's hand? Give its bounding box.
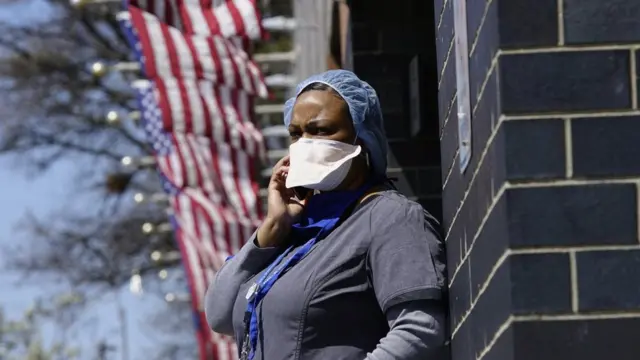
[256,156,310,248]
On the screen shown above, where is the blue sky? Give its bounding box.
[0,157,166,358]
[0,1,173,358]
[0,0,51,25]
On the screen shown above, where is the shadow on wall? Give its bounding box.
[348,2,451,357]
[347,0,443,222]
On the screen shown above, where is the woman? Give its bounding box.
[206,70,447,360]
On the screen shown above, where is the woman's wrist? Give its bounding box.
[256,216,289,248]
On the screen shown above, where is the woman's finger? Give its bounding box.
[269,156,290,183]
[272,166,288,181]
[271,155,290,173]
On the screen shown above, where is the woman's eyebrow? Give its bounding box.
[306,118,332,125]
[289,117,332,129]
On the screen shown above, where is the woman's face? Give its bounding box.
[288,89,355,143]
[288,89,368,190]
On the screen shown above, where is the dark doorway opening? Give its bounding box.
[348,0,442,222]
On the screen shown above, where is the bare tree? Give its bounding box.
[0,0,192,357]
[144,299,199,360]
[0,296,83,360]
[0,0,295,357]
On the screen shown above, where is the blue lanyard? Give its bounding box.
[240,180,383,360]
[242,222,333,360]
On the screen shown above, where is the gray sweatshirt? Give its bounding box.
[206,191,447,359]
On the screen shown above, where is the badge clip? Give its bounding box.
[245,283,258,300]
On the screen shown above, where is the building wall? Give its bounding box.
[434,0,640,359]
[352,0,640,359]
[349,0,443,222]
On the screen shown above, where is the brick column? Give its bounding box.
[349,0,443,221]
[436,0,640,359]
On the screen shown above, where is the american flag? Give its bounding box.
[120,7,268,97]
[171,188,256,360]
[135,82,262,222]
[127,0,266,41]
[135,83,260,360]
[153,76,265,159]
[118,14,266,161]
[170,212,240,360]
[122,0,268,357]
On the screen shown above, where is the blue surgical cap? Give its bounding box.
[283,70,388,176]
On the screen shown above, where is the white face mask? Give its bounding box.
[285,138,362,191]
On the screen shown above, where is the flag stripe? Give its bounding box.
[127,6,268,97]
[182,0,265,40]
[183,0,210,35]
[224,1,246,39]
[152,77,265,158]
[130,0,265,41]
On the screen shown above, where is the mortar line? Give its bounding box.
[449,177,640,288]
[471,56,499,116]
[469,0,494,57]
[476,312,640,359]
[515,312,640,321]
[438,38,456,89]
[507,177,640,188]
[448,185,507,287]
[476,317,513,360]
[503,110,640,120]
[564,118,573,178]
[510,244,640,254]
[445,113,504,239]
[636,182,640,243]
[441,149,459,190]
[631,49,638,110]
[557,0,565,46]
[443,55,500,238]
[441,48,498,198]
[436,0,450,31]
[439,93,458,141]
[501,44,640,55]
[569,250,579,312]
[451,249,511,336]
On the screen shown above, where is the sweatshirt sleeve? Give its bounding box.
[365,300,447,360]
[204,233,279,335]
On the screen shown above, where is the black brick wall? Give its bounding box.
[434,0,640,359]
[349,0,443,222]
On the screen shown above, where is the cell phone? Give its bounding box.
[293,186,312,200]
